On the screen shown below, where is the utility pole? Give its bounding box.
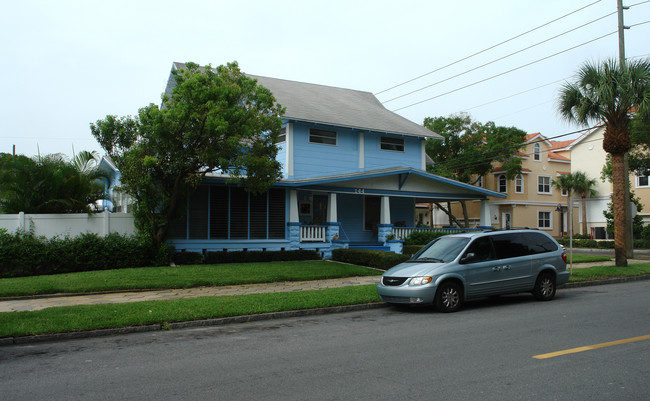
[618,0,634,259]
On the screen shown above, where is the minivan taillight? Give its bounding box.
[561,251,567,263]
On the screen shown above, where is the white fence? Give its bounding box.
[0,211,136,238]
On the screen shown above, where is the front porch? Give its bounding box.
[169,168,504,258]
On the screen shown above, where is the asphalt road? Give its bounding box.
[1,281,649,401]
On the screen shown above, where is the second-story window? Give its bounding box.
[498,175,507,193]
[533,143,541,161]
[380,136,404,152]
[276,127,286,143]
[515,174,524,193]
[637,173,649,187]
[309,128,337,145]
[538,176,551,194]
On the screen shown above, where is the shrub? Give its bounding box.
[402,245,424,256]
[403,230,451,245]
[0,230,167,278]
[205,249,320,264]
[332,249,409,271]
[172,251,204,265]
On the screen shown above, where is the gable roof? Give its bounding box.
[170,62,440,140]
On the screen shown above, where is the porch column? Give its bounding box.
[378,196,393,243]
[380,196,390,224]
[288,190,300,250]
[326,192,340,242]
[479,199,491,227]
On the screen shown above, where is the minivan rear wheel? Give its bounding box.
[435,281,463,313]
[533,273,556,301]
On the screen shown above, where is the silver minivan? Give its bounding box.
[377,229,570,312]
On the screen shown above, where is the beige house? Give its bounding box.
[446,133,579,238]
[565,125,650,238]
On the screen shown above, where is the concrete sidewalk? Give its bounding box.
[0,276,381,313]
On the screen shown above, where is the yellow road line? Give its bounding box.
[533,334,650,359]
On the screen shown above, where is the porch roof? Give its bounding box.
[205,167,505,200]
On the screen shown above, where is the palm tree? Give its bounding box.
[0,151,109,214]
[570,171,597,235]
[558,58,650,266]
[552,173,574,236]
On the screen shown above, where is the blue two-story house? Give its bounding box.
[167,62,504,257]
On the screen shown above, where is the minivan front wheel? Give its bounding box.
[435,281,463,313]
[533,273,556,301]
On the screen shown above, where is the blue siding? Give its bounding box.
[337,193,374,242]
[286,122,423,178]
[364,135,422,170]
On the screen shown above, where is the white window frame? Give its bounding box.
[498,175,507,193]
[637,173,649,188]
[276,126,286,143]
[533,143,541,161]
[380,136,405,152]
[475,176,483,188]
[309,128,337,146]
[538,210,552,230]
[515,174,524,194]
[537,175,551,194]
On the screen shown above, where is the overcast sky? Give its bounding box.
[1,0,649,159]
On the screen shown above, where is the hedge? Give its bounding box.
[556,238,650,249]
[403,230,451,246]
[204,249,320,264]
[0,230,169,278]
[332,248,409,271]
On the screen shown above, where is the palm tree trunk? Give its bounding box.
[611,153,628,266]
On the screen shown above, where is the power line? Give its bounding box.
[391,31,617,112]
[374,0,602,96]
[382,11,616,104]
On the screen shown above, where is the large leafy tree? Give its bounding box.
[424,113,527,183]
[558,58,650,266]
[0,151,108,214]
[91,61,284,247]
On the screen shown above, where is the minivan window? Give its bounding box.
[491,233,531,259]
[525,232,558,253]
[461,237,495,263]
[414,237,470,263]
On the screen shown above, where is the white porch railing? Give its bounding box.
[300,225,327,242]
[392,226,483,240]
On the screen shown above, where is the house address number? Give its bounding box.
[354,188,365,194]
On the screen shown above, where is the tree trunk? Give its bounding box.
[611,153,628,266]
[460,200,469,228]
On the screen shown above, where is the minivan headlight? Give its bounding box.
[409,276,432,286]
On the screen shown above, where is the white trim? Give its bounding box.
[358,131,365,169]
[287,122,294,177]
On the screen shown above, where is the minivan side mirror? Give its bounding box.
[460,252,476,264]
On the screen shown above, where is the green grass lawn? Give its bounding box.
[0,285,381,337]
[569,254,612,263]
[1,260,649,339]
[0,261,379,298]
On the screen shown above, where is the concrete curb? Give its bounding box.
[2,275,649,347]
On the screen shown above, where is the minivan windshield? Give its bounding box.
[412,237,471,263]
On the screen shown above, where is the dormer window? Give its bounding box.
[380,136,404,152]
[309,128,337,145]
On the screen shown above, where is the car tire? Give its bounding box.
[435,281,463,313]
[533,272,556,301]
